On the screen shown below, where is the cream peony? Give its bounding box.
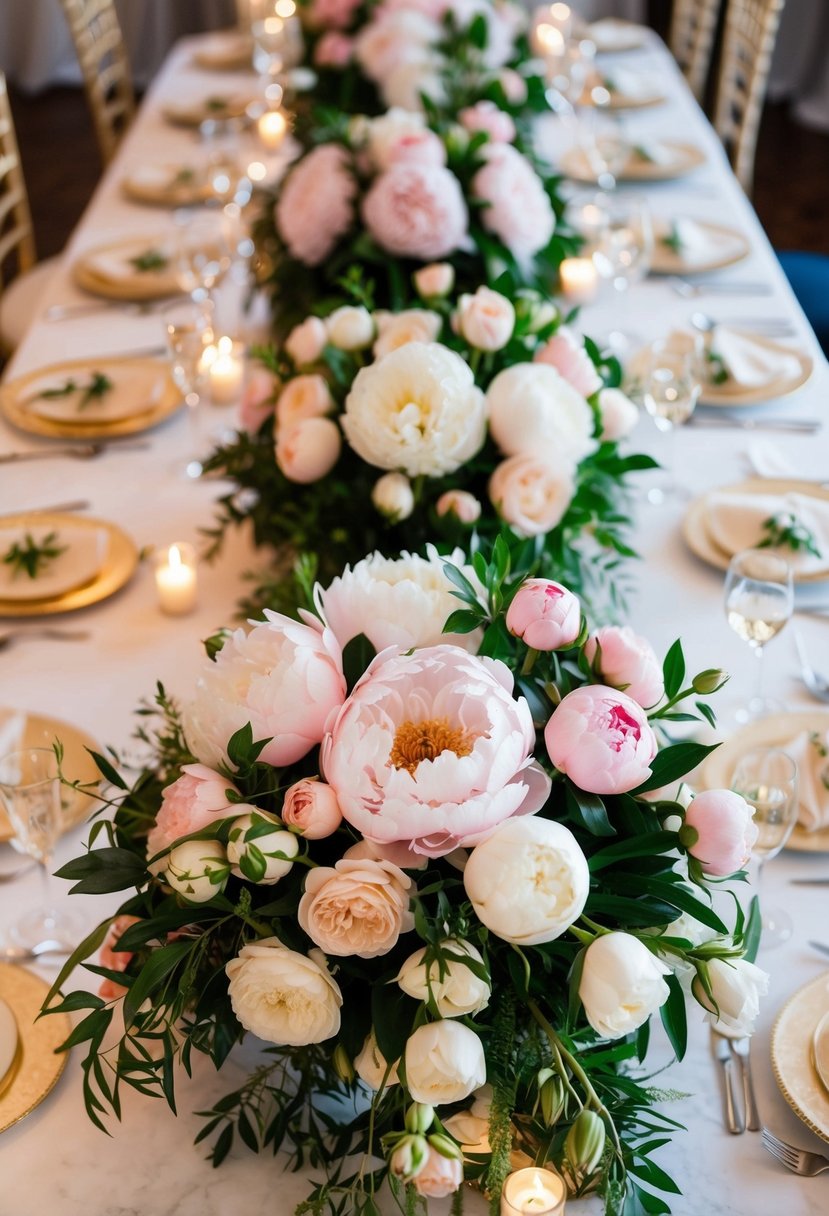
[314,547,483,653]
[489,451,576,538]
[354,1031,400,1089]
[463,817,589,945]
[472,143,555,261]
[298,856,414,958]
[321,644,551,858]
[373,308,442,359]
[693,957,769,1037]
[598,387,639,441]
[276,144,356,266]
[372,472,415,521]
[366,108,433,171]
[276,417,342,483]
[579,932,671,1039]
[362,164,469,261]
[183,612,345,770]
[226,938,342,1045]
[355,10,441,85]
[342,342,486,477]
[455,287,515,351]
[404,1020,486,1105]
[487,362,596,465]
[397,938,491,1016]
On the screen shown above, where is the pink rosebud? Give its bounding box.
[238,368,277,435]
[534,327,602,399]
[98,914,140,1001]
[459,100,516,144]
[314,31,354,68]
[456,286,515,351]
[282,778,343,839]
[506,578,581,651]
[276,417,342,483]
[386,129,447,169]
[436,489,481,524]
[414,262,455,299]
[499,67,528,104]
[683,790,758,877]
[598,387,639,441]
[276,375,335,430]
[412,1146,463,1199]
[584,626,664,709]
[544,685,658,795]
[285,316,328,367]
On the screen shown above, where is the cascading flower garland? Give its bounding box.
[45,541,764,1216]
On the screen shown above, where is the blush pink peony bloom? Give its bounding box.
[384,128,447,168]
[306,0,362,29]
[459,100,516,144]
[506,578,581,651]
[98,915,140,1000]
[314,31,354,67]
[276,144,356,266]
[276,417,342,483]
[147,764,241,860]
[544,685,658,795]
[281,778,343,839]
[238,368,278,435]
[489,451,576,538]
[362,163,468,261]
[413,1147,463,1199]
[321,645,551,858]
[298,857,415,957]
[472,143,555,262]
[343,838,429,871]
[683,790,758,877]
[275,374,334,430]
[584,626,664,709]
[534,328,602,398]
[285,316,328,367]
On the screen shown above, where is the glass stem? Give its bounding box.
[186,390,201,461]
[753,643,765,709]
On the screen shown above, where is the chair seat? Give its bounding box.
[0,257,60,353]
[777,251,829,356]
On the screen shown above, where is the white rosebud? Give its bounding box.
[371,471,415,522]
[397,939,490,1017]
[579,932,671,1039]
[404,1020,486,1105]
[165,839,228,903]
[226,939,342,1046]
[226,811,299,884]
[284,316,328,367]
[326,305,375,351]
[354,1030,400,1090]
[693,957,769,1037]
[598,387,639,442]
[276,417,342,484]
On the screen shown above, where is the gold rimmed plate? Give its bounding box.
[0,356,182,439]
[701,334,813,406]
[0,997,18,1096]
[561,141,706,183]
[192,33,253,72]
[699,710,829,852]
[0,707,101,842]
[581,75,666,109]
[162,94,254,128]
[72,236,183,301]
[772,973,829,1143]
[0,512,138,619]
[0,964,70,1134]
[122,165,214,208]
[682,478,829,583]
[651,220,751,275]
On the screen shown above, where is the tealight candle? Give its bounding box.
[558,256,599,305]
[208,336,245,404]
[532,21,566,59]
[154,543,198,616]
[257,108,288,150]
[501,1167,566,1216]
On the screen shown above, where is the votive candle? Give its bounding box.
[154,543,198,615]
[501,1167,567,1216]
[558,256,599,305]
[208,336,245,404]
[257,108,288,150]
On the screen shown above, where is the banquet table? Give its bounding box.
[1,26,829,1216]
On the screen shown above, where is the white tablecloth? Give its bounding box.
[1,30,829,1216]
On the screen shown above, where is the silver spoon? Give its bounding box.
[793,626,829,703]
[0,940,71,962]
[0,628,90,652]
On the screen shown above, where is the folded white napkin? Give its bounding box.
[589,19,644,51]
[705,490,829,575]
[632,140,676,166]
[786,729,829,831]
[603,68,656,100]
[710,326,802,389]
[666,218,737,265]
[746,439,796,479]
[87,242,174,284]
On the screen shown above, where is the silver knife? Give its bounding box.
[712,1031,745,1134]
[731,1037,761,1131]
[0,500,90,517]
[688,416,821,433]
[809,940,829,957]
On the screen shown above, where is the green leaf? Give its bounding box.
[565,782,615,837]
[123,941,193,1028]
[341,632,377,693]
[632,742,720,795]
[86,748,127,790]
[659,972,688,1061]
[371,984,416,1068]
[743,895,762,963]
[443,608,484,635]
[42,918,113,1011]
[55,847,148,895]
[661,640,685,700]
[588,832,677,872]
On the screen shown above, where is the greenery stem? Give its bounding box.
[521,647,539,676]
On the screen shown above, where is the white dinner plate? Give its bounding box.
[772,973,829,1142]
[651,220,751,275]
[22,362,166,425]
[0,998,18,1096]
[162,93,254,127]
[0,523,108,603]
[192,32,253,72]
[813,1011,829,1097]
[73,235,182,300]
[122,164,213,208]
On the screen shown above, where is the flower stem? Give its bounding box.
[521,647,539,676]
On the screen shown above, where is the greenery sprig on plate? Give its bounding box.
[758,511,821,558]
[38,371,113,411]
[128,249,169,273]
[2,530,67,580]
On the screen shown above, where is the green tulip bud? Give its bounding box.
[565,1110,606,1177]
[405,1102,435,1136]
[389,1134,429,1182]
[539,1071,566,1126]
[691,668,729,695]
[331,1043,354,1084]
[428,1132,463,1161]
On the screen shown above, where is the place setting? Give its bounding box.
[650,215,752,275]
[561,120,707,185]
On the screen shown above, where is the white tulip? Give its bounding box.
[693,957,769,1037]
[165,839,228,903]
[354,1030,400,1090]
[326,305,375,351]
[226,939,342,1046]
[226,811,299,884]
[397,939,490,1017]
[404,1020,486,1105]
[463,817,589,946]
[579,932,671,1039]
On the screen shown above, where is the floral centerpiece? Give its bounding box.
[204,276,652,616]
[46,543,764,1216]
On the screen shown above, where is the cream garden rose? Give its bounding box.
[275,374,334,430]
[372,308,442,358]
[455,287,515,351]
[397,939,491,1016]
[298,857,415,957]
[489,450,576,538]
[226,939,342,1046]
[404,1020,486,1105]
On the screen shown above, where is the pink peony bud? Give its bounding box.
[545,685,658,795]
[459,100,516,144]
[506,578,581,651]
[285,316,328,367]
[584,626,664,709]
[436,489,482,524]
[313,31,354,68]
[682,790,758,877]
[499,67,528,104]
[413,262,455,299]
[282,778,343,839]
[276,417,342,483]
[456,286,515,351]
[598,387,639,441]
[238,368,277,435]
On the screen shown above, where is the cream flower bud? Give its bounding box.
[165,839,228,903]
[354,1030,400,1090]
[404,1020,486,1105]
[456,287,515,351]
[436,489,481,524]
[414,262,455,299]
[371,471,415,522]
[226,811,299,885]
[397,939,490,1017]
[276,417,342,483]
[565,1109,606,1179]
[579,932,671,1039]
[390,1135,430,1182]
[326,305,375,351]
[284,316,328,366]
[693,957,769,1037]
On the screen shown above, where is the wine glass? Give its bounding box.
[163,299,215,480]
[0,748,83,949]
[724,548,794,722]
[575,108,629,189]
[640,333,703,502]
[730,747,798,949]
[174,209,232,304]
[593,195,653,292]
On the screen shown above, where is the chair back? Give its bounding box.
[669,0,722,102]
[714,0,787,193]
[0,73,36,290]
[58,0,135,166]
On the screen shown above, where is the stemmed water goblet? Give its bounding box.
[640,332,703,502]
[593,194,653,292]
[163,299,215,480]
[724,548,794,722]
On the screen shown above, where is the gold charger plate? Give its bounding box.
[699,710,829,852]
[581,77,666,109]
[0,963,70,1134]
[588,19,647,53]
[772,973,829,1143]
[561,141,706,183]
[651,221,751,274]
[72,237,183,301]
[701,334,813,406]
[122,167,213,208]
[0,707,100,842]
[0,512,138,619]
[0,356,182,439]
[162,95,254,127]
[682,477,829,584]
[192,34,253,72]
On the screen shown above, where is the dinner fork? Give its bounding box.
[670,278,773,299]
[761,1127,829,1175]
[690,311,798,337]
[0,441,151,464]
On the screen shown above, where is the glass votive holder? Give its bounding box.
[501,1166,567,1216]
[202,336,246,405]
[154,543,199,616]
[558,255,599,305]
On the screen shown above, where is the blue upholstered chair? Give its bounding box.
[777,252,829,357]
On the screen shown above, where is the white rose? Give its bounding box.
[487,363,596,465]
[226,938,342,1046]
[165,839,228,903]
[326,305,375,351]
[404,1020,486,1105]
[489,450,576,538]
[598,388,639,442]
[693,957,769,1037]
[414,262,454,299]
[579,932,671,1039]
[343,342,487,477]
[381,62,444,111]
[397,938,490,1017]
[373,309,442,359]
[354,1030,400,1090]
[355,11,441,85]
[372,472,415,521]
[226,811,299,884]
[284,316,328,366]
[463,817,589,945]
[367,107,428,170]
[456,287,515,352]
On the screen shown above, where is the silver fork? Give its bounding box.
[670,278,773,299]
[793,626,829,704]
[0,628,90,652]
[691,311,798,337]
[762,1127,829,1175]
[0,441,151,464]
[730,1037,761,1130]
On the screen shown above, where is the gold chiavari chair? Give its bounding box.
[713,0,787,193]
[669,0,723,103]
[58,0,135,167]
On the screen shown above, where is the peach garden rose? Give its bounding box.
[298,857,415,957]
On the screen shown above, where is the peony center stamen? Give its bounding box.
[389,717,474,775]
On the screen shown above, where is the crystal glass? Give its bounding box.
[163,299,215,480]
[0,748,83,949]
[731,747,799,948]
[565,190,610,257]
[575,108,628,188]
[641,332,703,501]
[173,209,232,304]
[593,194,653,292]
[724,548,794,721]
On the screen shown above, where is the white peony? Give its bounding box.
[355,10,441,85]
[598,387,639,442]
[165,839,228,903]
[342,342,487,477]
[314,547,483,653]
[226,938,342,1046]
[463,817,589,945]
[404,1020,486,1105]
[693,957,769,1037]
[397,938,490,1017]
[579,932,671,1039]
[354,1030,400,1090]
[487,362,596,465]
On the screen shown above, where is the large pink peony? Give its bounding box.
[321,645,551,858]
[276,145,356,267]
[147,763,241,859]
[184,613,346,770]
[534,327,603,399]
[472,143,555,262]
[306,0,362,30]
[362,163,468,260]
[584,626,665,709]
[545,685,658,795]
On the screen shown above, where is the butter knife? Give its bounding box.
[713,1031,745,1134]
